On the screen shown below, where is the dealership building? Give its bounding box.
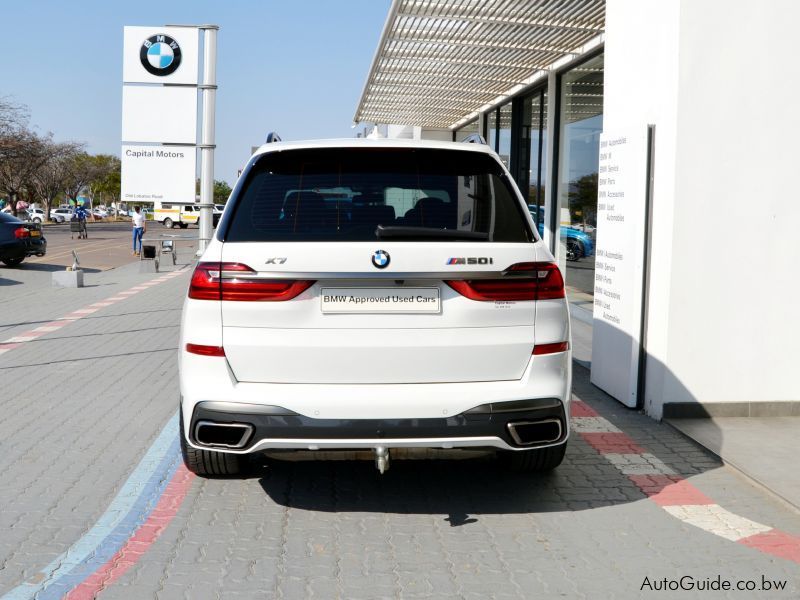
[355,0,800,420]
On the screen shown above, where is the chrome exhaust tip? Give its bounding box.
[194,420,254,449]
[507,418,562,446]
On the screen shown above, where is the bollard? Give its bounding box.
[52,269,84,288]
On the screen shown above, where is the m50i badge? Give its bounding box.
[446,257,494,265]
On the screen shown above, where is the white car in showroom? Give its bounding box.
[179,137,571,476]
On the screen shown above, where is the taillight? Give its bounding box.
[533,342,570,355]
[188,262,223,300]
[188,262,314,301]
[14,227,30,239]
[186,343,226,357]
[445,262,564,301]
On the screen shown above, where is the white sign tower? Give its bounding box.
[121,24,218,250]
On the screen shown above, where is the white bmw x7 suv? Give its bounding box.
[179,137,571,476]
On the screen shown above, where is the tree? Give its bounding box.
[0,98,36,214]
[567,172,598,228]
[91,155,121,216]
[63,152,103,207]
[0,129,52,217]
[0,97,29,164]
[30,141,84,221]
[213,180,232,204]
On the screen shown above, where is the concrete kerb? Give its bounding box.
[663,418,800,517]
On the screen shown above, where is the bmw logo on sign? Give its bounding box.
[372,250,390,269]
[140,34,182,76]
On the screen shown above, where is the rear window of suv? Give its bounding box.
[223,147,533,243]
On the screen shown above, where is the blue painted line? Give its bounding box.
[1,414,181,600]
[37,446,180,600]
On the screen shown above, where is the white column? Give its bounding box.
[198,26,218,253]
[543,70,560,265]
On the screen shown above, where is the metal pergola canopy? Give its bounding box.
[354,0,605,129]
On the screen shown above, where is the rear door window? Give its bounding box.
[224,148,533,243]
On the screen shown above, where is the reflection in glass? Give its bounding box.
[454,119,479,142]
[497,102,512,167]
[557,53,603,300]
[487,109,497,153]
[518,90,547,226]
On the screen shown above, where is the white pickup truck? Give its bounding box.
[154,204,200,229]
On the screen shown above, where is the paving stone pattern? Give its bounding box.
[1,259,799,599]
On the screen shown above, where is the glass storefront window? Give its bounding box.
[486,109,497,152]
[518,90,547,227]
[557,52,604,301]
[454,118,479,142]
[497,102,512,167]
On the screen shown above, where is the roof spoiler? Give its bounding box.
[265,132,282,143]
[461,134,487,145]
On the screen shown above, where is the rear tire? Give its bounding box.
[179,412,247,477]
[1,257,24,267]
[498,442,567,473]
[163,217,174,229]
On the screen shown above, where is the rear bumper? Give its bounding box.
[27,238,46,256]
[0,238,46,259]
[180,350,572,454]
[187,398,567,453]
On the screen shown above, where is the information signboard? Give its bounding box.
[121,24,201,210]
[121,145,196,204]
[590,127,650,407]
[121,86,198,145]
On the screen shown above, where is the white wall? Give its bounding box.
[604,0,800,417]
[604,0,681,418]
[667,0,800,408]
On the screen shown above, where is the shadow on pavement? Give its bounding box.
[256,364,723,526]
[7,263,101,273]
[0,347,177,369]
[258,456,580,526]
[5,324,178,342]
[0,307,181,329]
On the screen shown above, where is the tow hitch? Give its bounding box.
[374,446,390,474]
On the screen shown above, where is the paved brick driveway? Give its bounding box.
[0,260,798,599]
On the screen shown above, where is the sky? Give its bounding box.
[1,0,390,184]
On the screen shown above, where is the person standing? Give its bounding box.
[72,204,92,239]
[132,206,146,255]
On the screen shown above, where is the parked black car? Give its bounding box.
[0,212,46,266]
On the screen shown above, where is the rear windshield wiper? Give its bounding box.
[375,226,489,241]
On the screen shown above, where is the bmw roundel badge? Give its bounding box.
[140,34,182,76]
[372,250,390,269]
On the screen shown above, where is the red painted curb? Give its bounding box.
[579,432,646,454]
[738,529,800,564]
[628,474,715,506]
[64,465,195,599]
